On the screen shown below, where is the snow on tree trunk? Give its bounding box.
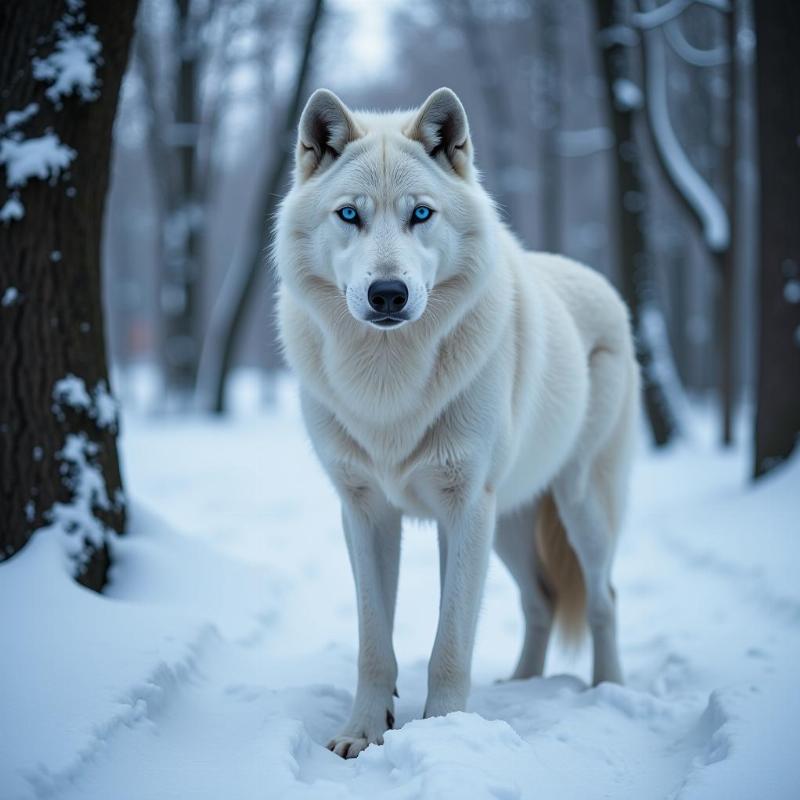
[0,0,138,589]
[752,0,800,478]
[594,0,679,446]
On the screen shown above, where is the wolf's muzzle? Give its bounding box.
[368,280,408,314]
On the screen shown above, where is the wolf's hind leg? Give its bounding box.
[552,351,637,685]
[494,504,554,679]
[553,470,622,685]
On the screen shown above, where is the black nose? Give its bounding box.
[368,279,408,314]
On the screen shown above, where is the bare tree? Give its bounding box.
[197,0,325,414]
[637,0,736,445]
[752,0,800,478]
[594,0,680,446]
[0,0,138,588]
[135,0,226,401]
[535,0,563,252]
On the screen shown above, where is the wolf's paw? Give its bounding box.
[327,734,375,759]
[327,707,394,759]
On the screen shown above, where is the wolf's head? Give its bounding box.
[276,88,495,333]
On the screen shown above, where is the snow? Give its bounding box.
[1,376,799,799]
[0,133,76,188]
[2,286,21,306]
[33,31,102,104]
[2,104,39,133]
[53,374,92,411]
[0,195,24,222]
[31,0,101,106]
[53,374,120,431]
[0,1,100,220]
[612,78,643,111]
[784,279,800,304]
[639,303,692,433]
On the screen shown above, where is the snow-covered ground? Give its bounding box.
[2,378,799,800]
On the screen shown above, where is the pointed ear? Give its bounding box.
[295,89,364,182]
[404,88,473,178]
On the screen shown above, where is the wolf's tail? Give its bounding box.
[535,492,586,647]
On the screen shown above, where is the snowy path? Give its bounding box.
[2,383,799,799]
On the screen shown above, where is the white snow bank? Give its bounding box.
[0,505,278,800]
[1,380,798,799]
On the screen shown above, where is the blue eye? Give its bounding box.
[337,206,359,224]
[412,205,433,224]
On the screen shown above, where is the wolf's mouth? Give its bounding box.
[369,316,405,328]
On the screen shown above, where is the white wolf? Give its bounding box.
[275,87,639,758]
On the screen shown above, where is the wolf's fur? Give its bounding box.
[275,88,639,759]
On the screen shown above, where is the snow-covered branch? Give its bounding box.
[664,18,730,66]
[640,0,730,252]
[633,0,730,30]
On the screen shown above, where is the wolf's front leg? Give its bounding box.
[424,490,496,718]
[328,493,401,759]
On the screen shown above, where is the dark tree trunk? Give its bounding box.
[594,0,678,446]
[161,0,203,399]
[752,0,800,478]
[457,3,516,223]
[0,0,138,588]
[719,3,739,446]
[537,0,562,253]
[203,0,325,414]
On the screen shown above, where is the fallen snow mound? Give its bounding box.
[1,385,798,799]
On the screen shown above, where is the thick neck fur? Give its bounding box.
[276,114,520,462]
[280,238,514,458]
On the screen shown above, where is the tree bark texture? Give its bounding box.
[0,0,138,587]
[752,0,800,478]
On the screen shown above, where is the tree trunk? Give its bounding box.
[0,0,138,588]
[752,0,800,478]
[161,0,203,399]
[594,0,678,446]
[719,2,739,446]
[537,0,562,253]
[198,0,325,414]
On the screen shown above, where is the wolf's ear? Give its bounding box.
[296,89,363,182]
[404,88,473,179]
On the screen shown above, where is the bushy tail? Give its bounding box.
[535,492,586,647]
